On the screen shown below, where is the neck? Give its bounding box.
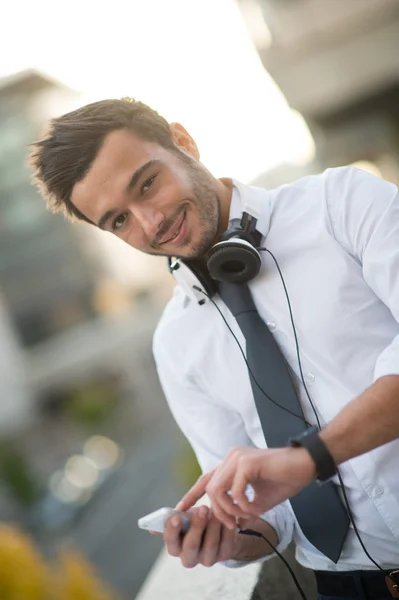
[218,177,234,233]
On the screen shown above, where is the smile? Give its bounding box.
[160,211,187,246]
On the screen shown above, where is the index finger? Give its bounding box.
[176,470,214,511]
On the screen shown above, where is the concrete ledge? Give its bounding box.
[136,543,317,600]
[136,548,261,600]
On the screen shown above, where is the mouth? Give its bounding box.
[159,210,187,247]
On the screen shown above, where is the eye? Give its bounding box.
[141,174,157,195]
[113,213,128,231]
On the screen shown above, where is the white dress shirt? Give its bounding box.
[153,166,399,572]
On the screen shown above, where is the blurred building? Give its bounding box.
[0,294,32,432]
[0,71,103,349]
[0,70,155,434]
[238,0,399,183]
[0,71,184,598]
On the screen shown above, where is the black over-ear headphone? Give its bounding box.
[168,211,263,302]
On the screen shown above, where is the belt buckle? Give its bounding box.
[386,569,399,598]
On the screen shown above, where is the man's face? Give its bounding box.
[71,128,222,259]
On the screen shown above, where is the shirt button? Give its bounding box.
[374,486,384,497]
[307,373,316,383]
[267,321,276,331]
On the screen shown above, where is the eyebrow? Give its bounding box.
[97,159,161,230]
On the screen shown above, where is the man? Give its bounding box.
[30,98,399,599]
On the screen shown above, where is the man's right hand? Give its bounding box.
[163,505,240,568]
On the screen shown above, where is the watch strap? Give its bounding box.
[289,426,337,482]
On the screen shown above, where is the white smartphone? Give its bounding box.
[138,507,191,534]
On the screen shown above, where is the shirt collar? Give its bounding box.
[229,179,271,240]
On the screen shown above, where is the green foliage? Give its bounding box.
[0,443,41,506]
[173,440,202,488]
[66,382,116,429]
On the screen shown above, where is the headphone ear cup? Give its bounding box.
[207,240,261,284]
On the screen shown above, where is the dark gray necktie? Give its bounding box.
[218,281,349,563]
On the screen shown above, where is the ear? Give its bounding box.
[169,122,200,160]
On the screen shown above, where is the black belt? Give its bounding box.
[315,569,399,598]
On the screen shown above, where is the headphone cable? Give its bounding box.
[263,248,390,577]
[193,247,394,589]
[238,528,309,600]
[196,288,309,598]
[193,286,310,427]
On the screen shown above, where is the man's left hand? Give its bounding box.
[177,446,317,530]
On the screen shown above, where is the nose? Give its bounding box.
[133,205,164,240]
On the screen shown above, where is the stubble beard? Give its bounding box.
[150,157,221,260]
[185,167,221,259]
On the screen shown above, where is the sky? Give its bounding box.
[1,0,314,182]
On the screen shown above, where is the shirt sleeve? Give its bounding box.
[325,166,399,381]
[153,333,295,567]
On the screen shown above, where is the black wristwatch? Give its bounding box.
[289,426,337,483]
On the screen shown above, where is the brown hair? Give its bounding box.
[29,98,175,223]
